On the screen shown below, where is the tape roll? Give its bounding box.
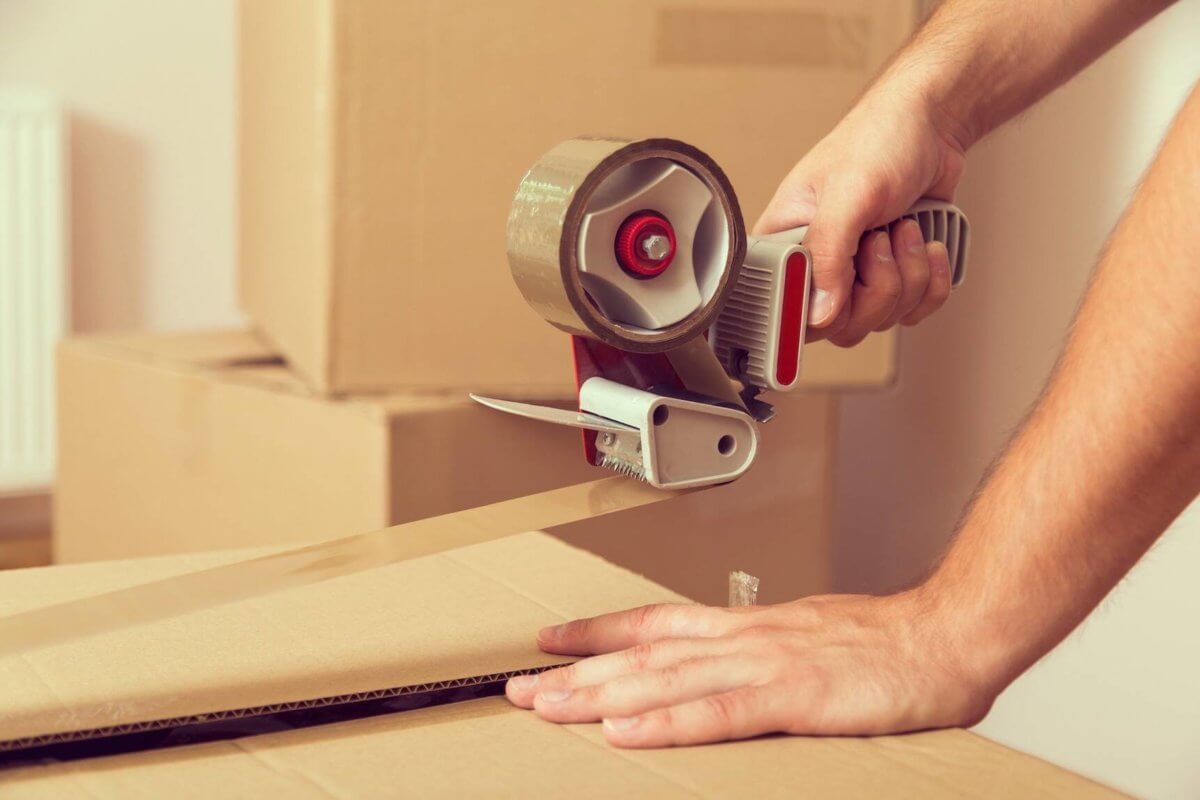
[507,138,746,353]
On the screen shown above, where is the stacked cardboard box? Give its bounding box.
[239,0,911,394]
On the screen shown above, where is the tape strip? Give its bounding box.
[728,571,760,607]
[0,478,674,657]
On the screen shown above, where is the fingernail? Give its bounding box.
[538,624,565,642]
[873,232,893,261]
[904,221,924,253]
[508,674,538,692]
[603,716,640,732]
[810,288,834,325]
[538,689,572,703]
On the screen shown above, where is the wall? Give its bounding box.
[834,3,1199,798]
[0,0,241,333]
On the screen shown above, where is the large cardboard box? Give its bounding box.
[239,0,910,395]
[0,519,1118,797]
[56,329,838,604]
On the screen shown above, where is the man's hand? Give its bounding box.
[752,0,1174,347]
[505,593,995,748]
[752,89,966,346]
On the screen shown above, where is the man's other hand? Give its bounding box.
[505,593,996,748]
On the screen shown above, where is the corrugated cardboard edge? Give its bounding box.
[237,0,339,395]
[0,668,546,754]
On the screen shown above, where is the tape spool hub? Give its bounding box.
[507,138,745,353]
[576,157,730,332]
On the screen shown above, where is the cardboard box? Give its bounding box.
[56,330,839,604]
[54,329,595,562]
[0,520,1119,797]
[239,0,908,395]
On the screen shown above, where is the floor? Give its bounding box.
[0,489,52,569]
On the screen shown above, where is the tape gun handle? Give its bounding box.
[747,199,969,286]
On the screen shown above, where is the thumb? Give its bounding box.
[801,178,885,327]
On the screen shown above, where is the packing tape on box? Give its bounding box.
[507,137,746,353]
[728,570,760,607]
[0,478,677,656]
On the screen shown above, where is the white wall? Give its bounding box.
[835,3,1200,797]
[0,0,241,333]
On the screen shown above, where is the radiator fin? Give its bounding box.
[0,94,66,491]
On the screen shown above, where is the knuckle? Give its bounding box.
[877,276,902,303]
[586,681,615,705]
[656,662,691,693]
[564,616,593,640]
[902,258,931,288]
[629,604,666,634]
[625,642,656,671]
[704,692,743,729]
[548,663,576,685]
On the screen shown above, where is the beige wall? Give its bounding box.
[834,4,1199,797]
[0,0,241,333]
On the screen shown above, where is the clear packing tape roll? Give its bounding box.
[507,137,747,352]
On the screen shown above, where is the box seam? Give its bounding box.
[558,724,711,799]
[233,738,346,799]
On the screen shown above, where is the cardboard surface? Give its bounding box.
[56,330,839,605]
[0,533,1121,798]
[239,0,904,395]
[54,330,596,562]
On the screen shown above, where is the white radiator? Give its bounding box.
[0,94,67,491]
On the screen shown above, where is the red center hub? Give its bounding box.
[614,211,677,278]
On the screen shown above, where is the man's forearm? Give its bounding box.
[874,0,1176,148]
[926,83,1200,692]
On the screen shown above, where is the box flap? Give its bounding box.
[0,478,674,743]
[85,329,281,367]
[0,532,683,744]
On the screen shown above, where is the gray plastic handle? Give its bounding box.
[752,199,970,287]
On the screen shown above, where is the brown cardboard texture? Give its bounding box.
[54,329,595,562]
[56,330,838,607]
[239,0,903,395]
[0,529,1119,797]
